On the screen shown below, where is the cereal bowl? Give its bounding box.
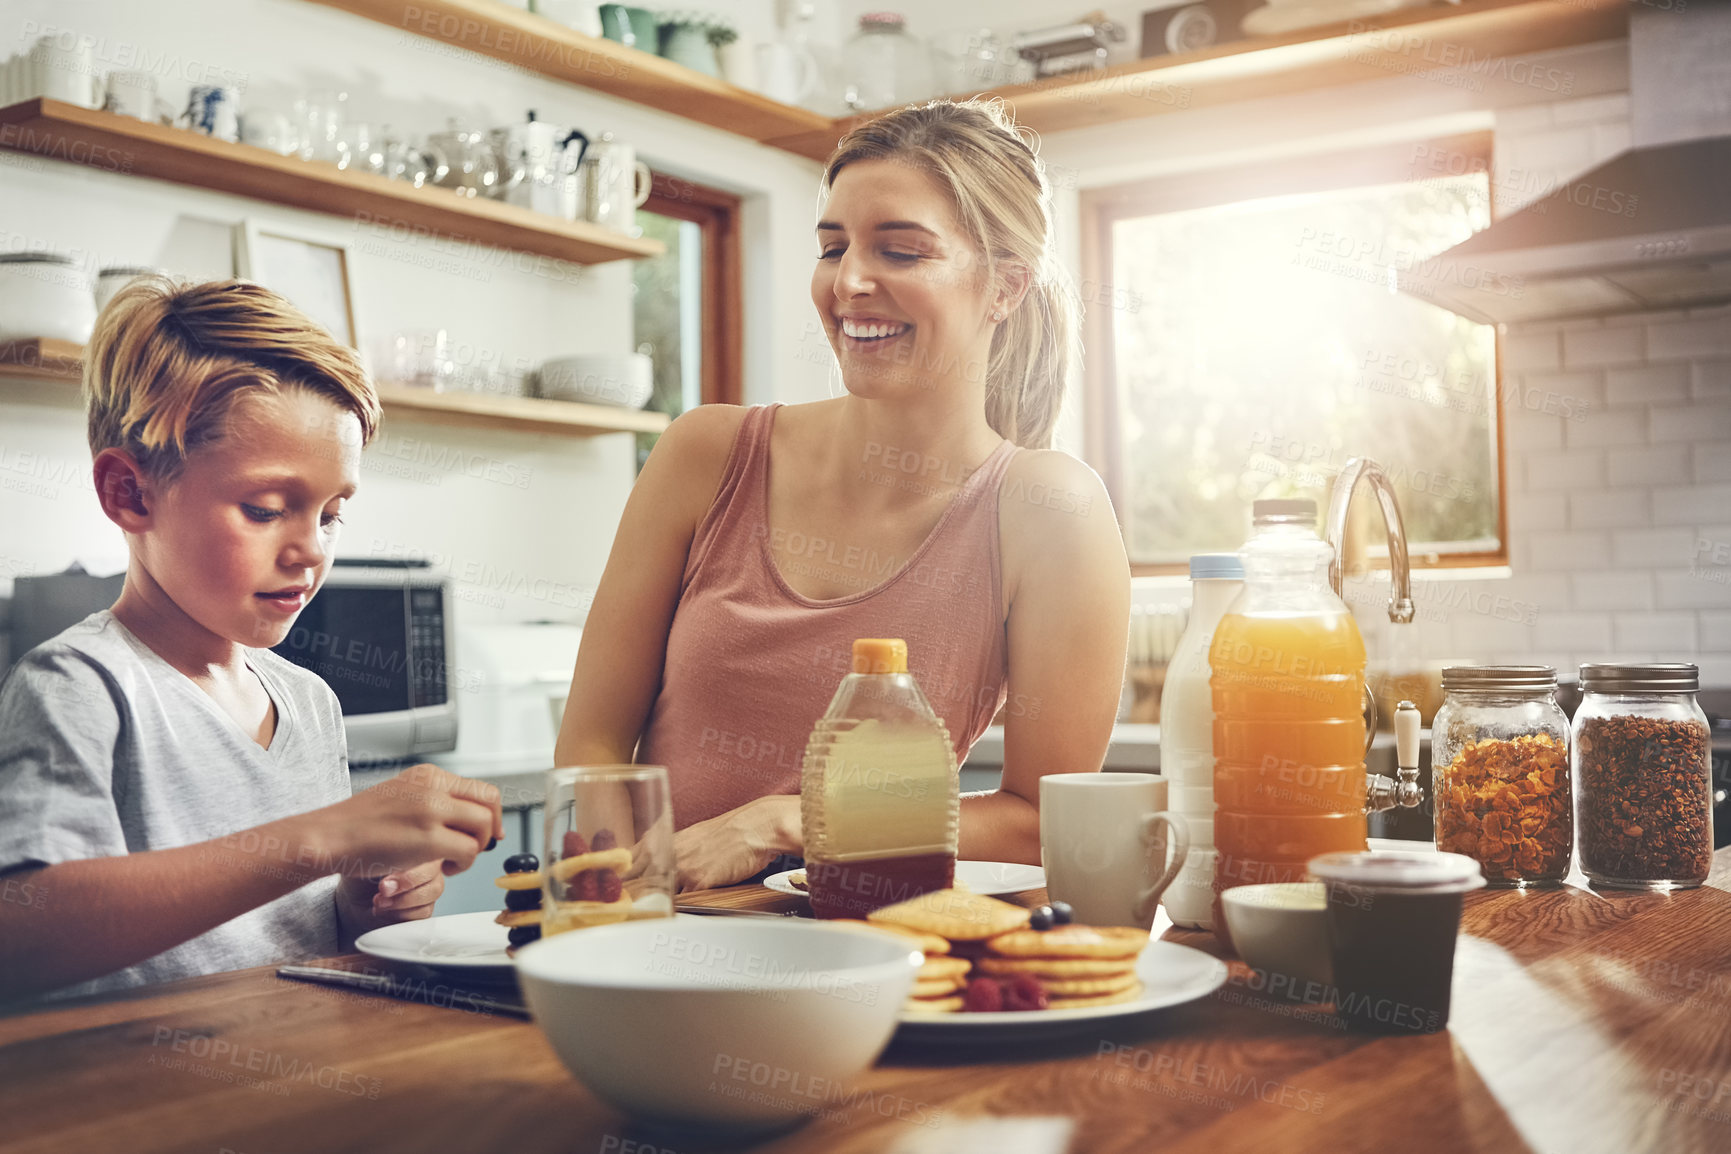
[514,918,920,1133]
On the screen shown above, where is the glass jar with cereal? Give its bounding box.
[1431,666,1571,886]
[1573,663,1712,891]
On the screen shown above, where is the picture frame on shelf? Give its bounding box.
[232,220,358,348]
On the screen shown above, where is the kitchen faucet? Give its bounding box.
[1326,457,1423,814]
[1325,457,1416,625]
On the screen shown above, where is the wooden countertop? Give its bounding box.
[6,852,1731,1154]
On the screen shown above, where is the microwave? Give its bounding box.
[271,560,458,765]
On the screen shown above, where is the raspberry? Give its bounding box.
[563,831,588,858]
[591,828,618,852]
[962,977,1004,1013]
[573,869,602,902]
[597,868,623,903]
[1002,974,1048,1012]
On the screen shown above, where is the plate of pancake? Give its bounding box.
[844,888,1229,1039]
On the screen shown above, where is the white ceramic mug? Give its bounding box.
[29,35,101,108]
[754,41,817,105]
[102,70,159,120]
[1040,772,1191,929]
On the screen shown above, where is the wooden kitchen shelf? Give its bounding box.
[313,0,1626,162]
[0,342,669,438]
[372,382,669,437]
[778,0,1629,152]
[308,0,835,151]
[0,338,82,383]
[0,99,662,266]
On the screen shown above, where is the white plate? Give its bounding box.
[762,860,1047,899]
[896,940,1228,1041]
[355,910,516,971]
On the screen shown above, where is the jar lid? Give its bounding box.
[1442,665,1556,691]
[1252,498,1315,525]
[1307,850,1486,894]
[98,265,158,277]
[1579,662,1698,692]
[860,12,906,28]
[1189,552,1244,580]
[0,252,77,266]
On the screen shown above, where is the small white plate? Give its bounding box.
[897,940,1228,1041]
[354,911,514,971]
[762,860,1047,899]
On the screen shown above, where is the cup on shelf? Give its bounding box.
[102,71,169,122]
[378,329,456,391]
[27,35,101,108]
[181,85,242,142]
[239,109,301,156]
[295,90,347,164]
[754,40,818,104]
[380,130,448,188]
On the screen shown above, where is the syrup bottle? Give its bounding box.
[802,638,959,919]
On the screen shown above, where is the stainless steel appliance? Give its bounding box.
[1399,4,1731,324]
[271,559,457,765]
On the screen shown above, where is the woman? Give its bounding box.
[555,99,1130,890]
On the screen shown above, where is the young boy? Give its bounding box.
[0,277,502,1008]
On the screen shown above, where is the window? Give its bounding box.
[632,173,743,467]
[1080,135,1507,574]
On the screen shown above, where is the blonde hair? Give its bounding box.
[85,276,380,479]
[822,99,1078,450]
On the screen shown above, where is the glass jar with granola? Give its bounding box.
[1431,666,1572,886]
[1573,663,1712,890]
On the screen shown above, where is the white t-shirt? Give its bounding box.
[0,611,350,1007]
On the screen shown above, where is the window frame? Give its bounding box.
[643,173,744,407]
[1079,131,1510,579]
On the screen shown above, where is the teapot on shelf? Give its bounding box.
[488,110,590,219]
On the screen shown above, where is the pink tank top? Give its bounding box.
[638,404,1018,828]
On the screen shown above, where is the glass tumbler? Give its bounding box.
[542,764,677,936]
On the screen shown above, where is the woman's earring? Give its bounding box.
[991,310,1005,323]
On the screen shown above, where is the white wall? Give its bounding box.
[0,0,833,643]
[1026,34,1730,683]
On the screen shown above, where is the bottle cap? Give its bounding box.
[852,638,908,674]
[1189,553,1244,580]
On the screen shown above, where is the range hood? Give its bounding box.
[1401,3,1731,324]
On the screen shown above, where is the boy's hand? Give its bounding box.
[372,859,445,918]
[305,764,504,879]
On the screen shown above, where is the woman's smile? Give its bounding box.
[838,314,914,353]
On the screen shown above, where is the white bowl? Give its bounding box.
[1221,882,1332,988]
[535,352,653,409]
[515,918,920,1133]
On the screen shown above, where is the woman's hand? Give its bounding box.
[674,795,802,892]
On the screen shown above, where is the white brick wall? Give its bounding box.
[1365,90,1731,679]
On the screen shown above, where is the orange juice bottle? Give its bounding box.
[1211,499,1369,943]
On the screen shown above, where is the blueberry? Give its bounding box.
[1049,901,1074,925]
[507,925,541,947]
[504,887,543,911]
[1029,905,1055,931]
[504,853,539,874]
